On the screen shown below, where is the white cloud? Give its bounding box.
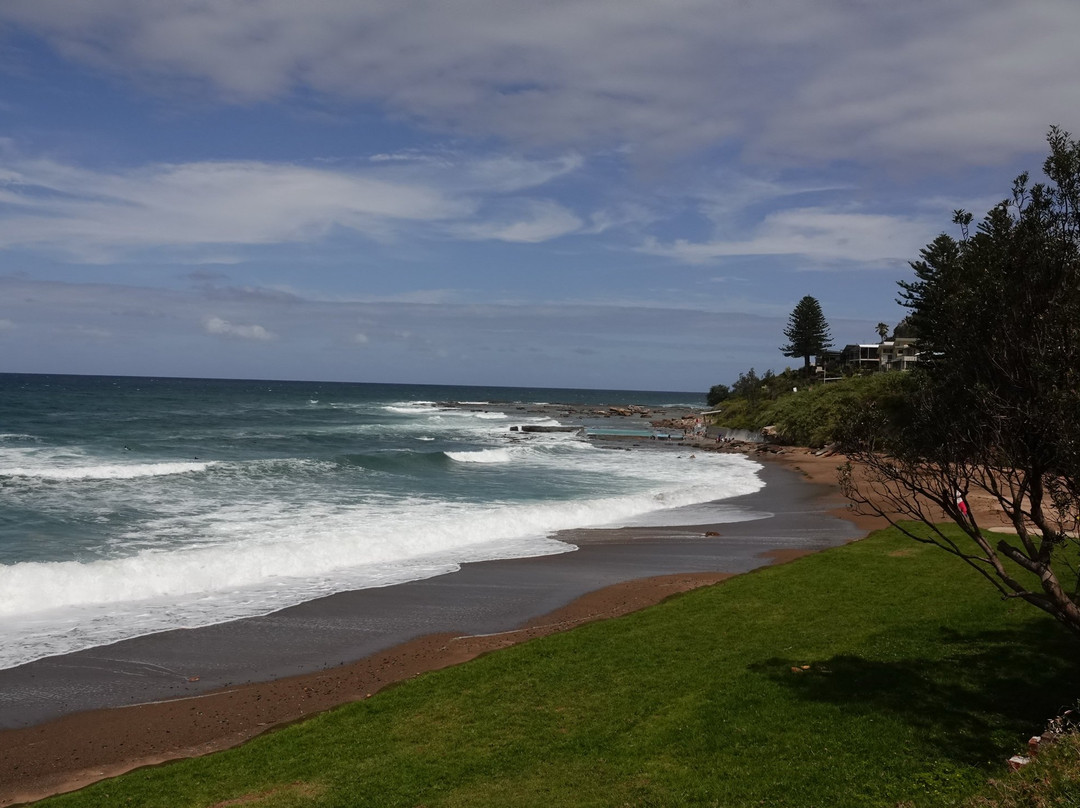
[640,207,939,266]
[753,4,1080,166]
[0,150,588,259]
[203,315,274,340]
[582,202,660,235]
[454,199,582,243]
[1,1,1078,164]
[373,152,584,194]
[0,157,461,257]
[0,319,15,331]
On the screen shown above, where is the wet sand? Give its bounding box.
[0,447,864,805]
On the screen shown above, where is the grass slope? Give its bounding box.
[713,372,913,448]
[42,527,1078,807]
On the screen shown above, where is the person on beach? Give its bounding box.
[955,489,968,516]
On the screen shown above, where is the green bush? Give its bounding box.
[769,372,915,447]
[709,372,915,447]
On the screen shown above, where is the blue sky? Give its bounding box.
[1,1,1078,392]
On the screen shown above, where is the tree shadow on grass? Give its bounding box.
[749,621,1079,766]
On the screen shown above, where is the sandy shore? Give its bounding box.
[0,439,867,805]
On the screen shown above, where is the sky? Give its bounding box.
[0,1,1078,392]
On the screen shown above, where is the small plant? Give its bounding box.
[966,706,1080,807]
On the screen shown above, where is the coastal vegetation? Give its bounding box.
[713,126,1080,640]
[708,369,910,448]
[677,126,1080,803]
[40,527,1076,807]
[842,126,1080,639]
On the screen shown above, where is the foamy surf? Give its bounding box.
[1,461,214,481]
[445,448,514,463]
[0,447,762,670]
[0,376,745,670]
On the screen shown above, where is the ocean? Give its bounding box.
[0,374,764,670]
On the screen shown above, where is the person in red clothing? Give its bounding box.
[956,489,968,516]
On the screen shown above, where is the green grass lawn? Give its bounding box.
[41,527,1079,807]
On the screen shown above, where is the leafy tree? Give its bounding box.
[780,296,833,373]
[731,368,763,404]
[840,126,1080,637]
[892,317,917,339]
[875,322,889,341]
[706,384,730,407]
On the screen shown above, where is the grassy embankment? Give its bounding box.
[41,526,1078,808]
[712,372,913,448]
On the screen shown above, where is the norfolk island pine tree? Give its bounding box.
[780,295,834,374]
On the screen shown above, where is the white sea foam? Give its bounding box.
[384,405,445,414]
[383,400,446,414]
[0,415,765,670]
[1,461,214,481]
[445,448,514,463]
[384,403,506,420]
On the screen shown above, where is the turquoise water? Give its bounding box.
[0,374,762,668]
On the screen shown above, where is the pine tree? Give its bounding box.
[780,296,833,372]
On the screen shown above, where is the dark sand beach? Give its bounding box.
[0,440,869,805]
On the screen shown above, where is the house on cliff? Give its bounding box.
[838,318,919,374]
